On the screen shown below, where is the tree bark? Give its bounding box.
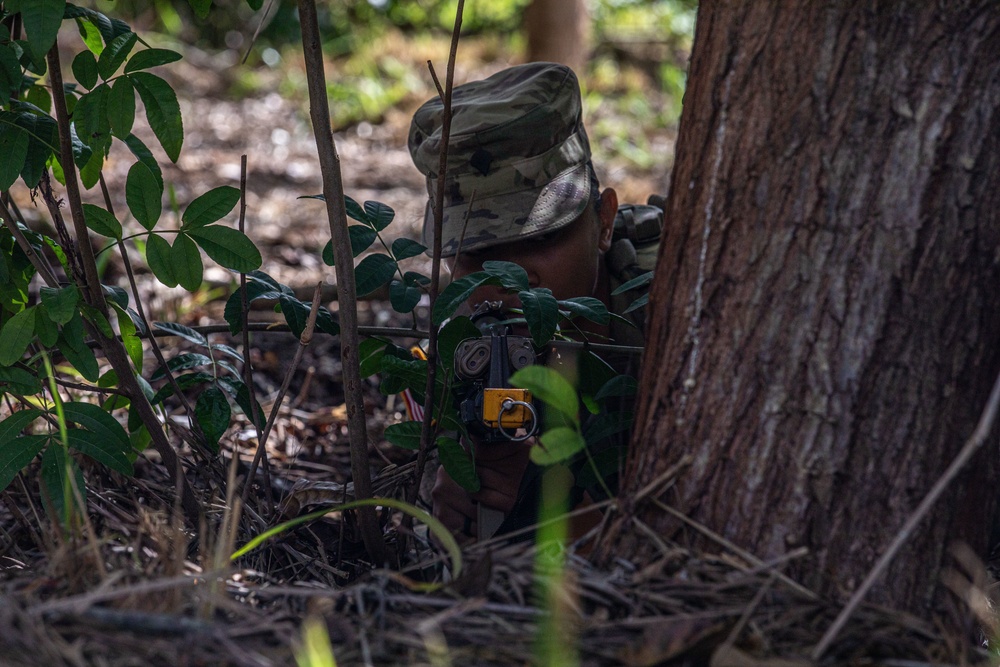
[523,0,589,74]
[597,0,1000,617]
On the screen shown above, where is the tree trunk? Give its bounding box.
[523,0,589,74]
[596,0,1000,617]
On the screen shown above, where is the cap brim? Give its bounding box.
[423,162,592,258]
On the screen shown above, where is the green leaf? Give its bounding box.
[110,303,142,372]
[0,45,21,103]
[58,312,99,382]
[181,185,240,229]
[0,121,30,191]
[124,48,182,73]
[403,271,431,287]
[62,400,130,454]
[172,233,203,291]
[354,254,397,297]
[611,270,654,296]
[153,321,207,346]
[0,409,44,447]
[223,280,284,335]
[384,420,422,450]
[0,366,42,395]
[35,306,59,346]
[624,293,649,314]
[64,4,131,47]
[277,295,339,338]
[232,380,265,428]
[151,352,212,381]
[125,161,162,230]
[211,344,243,363]
[510,365,579,424]
[74,15,105,56]
[363,200,395,231]
[102,285,131,310]
[39,285,80,325]
[0,433,48,492]
[188,225,262,272]
[483,260,529,292]
[67,428,132,476]
[71,50,99,89]
[79,302,114,338]
[582,411,633,445]
[391,238,426,261]
[73,83,111,152]
[359,338,387,378]
[188,0,213,19]
[40,443,84,523]
[530,427,586,466]
[19,0,64,65]
[129,72,182,162]
[195,385,230,451]
[97,31,137,79]
[344,195,367,223]
[150,371,213,405]
[82,203,122,239]
[145,232,177,287]
[432,272,496,325]
[389,280,421,314]
[77,145,103,189]
[594,375,638,402]
[559,296,610,325]
[379,353,428,396]
[107,75,136,139]
[322,225,378,266]
[0,306,36,366]
[124,133,163,188]
[15,109,58,187]
[519,287,559,347]
[438,435,479,492]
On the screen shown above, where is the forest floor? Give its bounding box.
[0,30,988,667]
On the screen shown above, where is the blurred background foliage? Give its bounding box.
[103,0,696,173]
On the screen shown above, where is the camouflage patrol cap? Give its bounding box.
[408,62,593,257]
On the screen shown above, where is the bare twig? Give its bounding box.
[235,155,273,519]
[410,0,466,518]
[239,284,322,514]
[652,499,817,601]
[296,0,384,565]
[0,196,59,287]
[812,365,1000,659]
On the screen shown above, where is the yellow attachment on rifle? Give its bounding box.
[482,388,533,429]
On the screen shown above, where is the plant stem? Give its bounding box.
[237,155,274,520]
[0,196,59,287]
[45,41,201,524]
[411,0,465,510]
[296,0,384,565]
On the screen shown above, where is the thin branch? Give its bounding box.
[237,155,273,518]
[812,364,1000,660]
[411,0,465,515]
[296,0,384,565]
[0,196,59,287]
[98,174,205,456]
[45,40,201,523]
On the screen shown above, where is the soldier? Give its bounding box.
[408,62,660,542]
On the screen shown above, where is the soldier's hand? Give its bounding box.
[431,437,533,541]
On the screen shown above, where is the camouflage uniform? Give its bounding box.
[409,62,661,538]
[409,62,596,258]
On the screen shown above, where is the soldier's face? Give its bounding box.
[447,188,617,316]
